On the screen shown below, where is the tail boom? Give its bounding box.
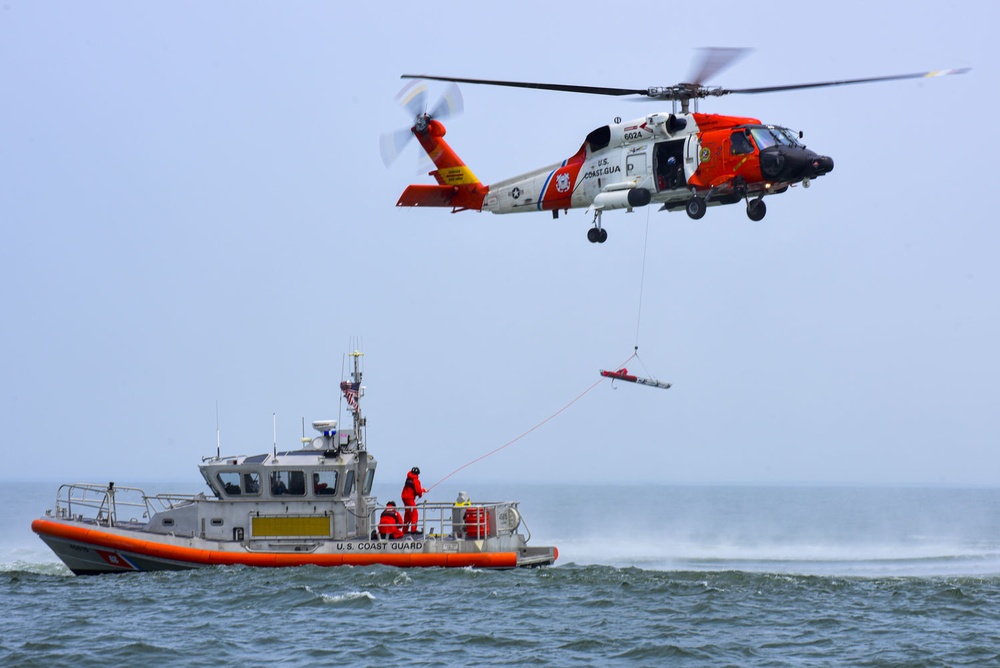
[396,119,486,212]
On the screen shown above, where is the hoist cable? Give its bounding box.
[634,206,652,350]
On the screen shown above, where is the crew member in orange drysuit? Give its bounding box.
[378,501,404,539]
[400,466,426,534]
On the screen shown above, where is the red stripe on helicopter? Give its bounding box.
[537,147,587,210]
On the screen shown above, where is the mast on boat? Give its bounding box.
[343,350,369,536]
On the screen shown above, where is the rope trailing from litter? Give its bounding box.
[426,352,637,492]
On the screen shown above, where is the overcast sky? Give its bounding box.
[1,2,995,486]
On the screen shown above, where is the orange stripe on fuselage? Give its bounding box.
[31,519,518,569]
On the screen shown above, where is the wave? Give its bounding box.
[304,585,377,606]
[0,560,71,577]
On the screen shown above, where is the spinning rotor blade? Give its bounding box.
[379,127,416,168]
[724,68,971,95]
[402,73,647,98]
[402,63,970,104]
[398,80,429,120]
[380,81,464,168]
[429,83,464,120]
[687,47,752,86]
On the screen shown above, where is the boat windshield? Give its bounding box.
[749,126,805,150]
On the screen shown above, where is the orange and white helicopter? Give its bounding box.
[382,49,968,243]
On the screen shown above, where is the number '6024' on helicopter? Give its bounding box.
[381,49,968,244]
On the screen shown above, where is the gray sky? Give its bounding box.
[1,2,995,485]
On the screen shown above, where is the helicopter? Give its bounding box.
[381,49,969,243]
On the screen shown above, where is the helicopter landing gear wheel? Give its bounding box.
[747,198,766,221]
[587,227,608,243]
[686,197,707,220]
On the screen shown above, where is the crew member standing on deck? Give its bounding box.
[401,466,426,534]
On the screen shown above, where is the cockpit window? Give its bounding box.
[243,472,261,496]
[730,131,754,155]
[271,470,306,496]
[749,126,804,150]
[313,470,338,495]
[217,471,241,496]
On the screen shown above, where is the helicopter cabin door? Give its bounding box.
[654,140,686,192]
[626,152,650,191]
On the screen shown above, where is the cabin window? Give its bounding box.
[271,470,306,496]
[217,471,242,496]
[243,472,261,496]
[162,518,175,527]
[363,469,375,495]
[343,470,355,496]
[313,470,338,496]
[730,131,754,155]
[210,518,224,526]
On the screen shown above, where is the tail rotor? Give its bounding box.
[380,81,464,168]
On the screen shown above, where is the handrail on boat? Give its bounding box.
[368,501,524,540]
[48,483,200,528]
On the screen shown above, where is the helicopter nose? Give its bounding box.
[759,147,833,182]
[812,155,834,176]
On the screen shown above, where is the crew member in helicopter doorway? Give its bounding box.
[401,467,427,534]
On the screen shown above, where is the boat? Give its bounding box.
[32,351,558,574]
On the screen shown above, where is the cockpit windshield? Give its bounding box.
[749,126,805,150]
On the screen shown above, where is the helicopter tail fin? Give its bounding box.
[395,119,487,212]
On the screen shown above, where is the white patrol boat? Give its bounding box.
[32,352,558,574]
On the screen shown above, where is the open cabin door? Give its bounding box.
[654,139,686,192]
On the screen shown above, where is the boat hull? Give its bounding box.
[32,518,557,574]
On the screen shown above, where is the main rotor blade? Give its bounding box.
[402,74,648,98]
[687,47,752,85]
[725,68,971,95]
[401,67,971,104]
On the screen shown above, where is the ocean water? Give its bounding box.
[4,481,1000,666]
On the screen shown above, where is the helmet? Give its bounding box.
[386,500,395,506]
[411,467,420,475]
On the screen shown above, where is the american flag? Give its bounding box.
[340,381,359,410]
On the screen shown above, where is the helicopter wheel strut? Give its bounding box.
[587,227,608,244]
[685,197,707,220]
[588,209,608,243]
[746,197,766,221]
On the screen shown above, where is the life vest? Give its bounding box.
[402,471,424,501]
[378,509,403,538]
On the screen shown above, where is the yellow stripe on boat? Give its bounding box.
[252,516,331,537]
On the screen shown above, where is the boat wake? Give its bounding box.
[554,537,1000,577]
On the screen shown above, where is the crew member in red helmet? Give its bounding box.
[400,466,427,534]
